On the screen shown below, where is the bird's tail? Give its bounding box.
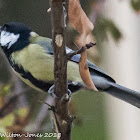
[104,82,140,108]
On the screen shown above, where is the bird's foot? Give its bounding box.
[48,85,58,98]
[48,84,71,101]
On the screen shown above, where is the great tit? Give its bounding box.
[0,22,140,107]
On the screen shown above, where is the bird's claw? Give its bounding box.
[48,85,58,98]
[48,85,71,100]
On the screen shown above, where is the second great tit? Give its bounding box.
[0,22,140,107]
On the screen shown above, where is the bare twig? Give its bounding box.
[50,0,73,140]
[29,96,54,132]
[11,75,28,108]
[38,99,61,138]
[67,42,96,60]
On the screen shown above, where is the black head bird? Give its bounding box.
[0,22,140,108]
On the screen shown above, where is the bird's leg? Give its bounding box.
[48,85,58,98]
[67,42,96,60]
[48,84,72,133]
[48,84,71,101]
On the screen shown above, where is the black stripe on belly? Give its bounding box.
[11,63,53,92]
[10,61,83,93]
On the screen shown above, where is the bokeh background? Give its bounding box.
[0,0,140,140]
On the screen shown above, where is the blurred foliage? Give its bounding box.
[94,17,122,44]
[0,84,11,107]
[0,113,15,132]
[71,90,107,140]
[130,0,140,12]
[67,0,122,51]
[0,84,10,96]
[0,0,52,37]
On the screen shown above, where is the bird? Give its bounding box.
[0,22,140,108]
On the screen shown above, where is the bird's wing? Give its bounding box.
[70,54,115,83]
[34,37,116,83]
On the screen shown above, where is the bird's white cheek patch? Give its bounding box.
[0,31,20,49]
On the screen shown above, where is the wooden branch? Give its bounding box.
[32,96,54,132]
[50,0,73,140]
[67,42,96,60]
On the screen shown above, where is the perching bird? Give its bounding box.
[0,22,140,108]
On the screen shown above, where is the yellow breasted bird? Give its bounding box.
[0,22,140,107]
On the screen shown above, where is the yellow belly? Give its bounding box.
[10,44,83,92]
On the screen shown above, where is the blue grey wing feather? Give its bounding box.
[70,53,115,83]
[34,38,115,84]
